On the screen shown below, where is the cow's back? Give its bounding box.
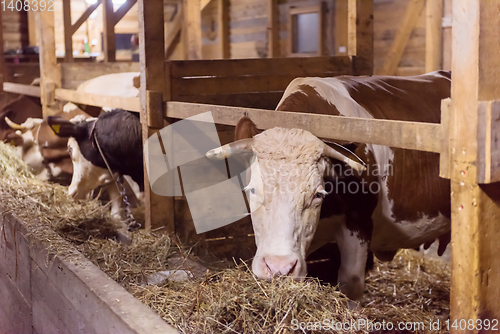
[277,71,451,252]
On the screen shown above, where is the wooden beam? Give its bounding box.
[113,0,138,26]
[166,102,442,153]
[55,88,140,112]
[201,0,211,10]
[347,0,374,75]
[379,0,425,75]
[165,10,183,56]
[138,0,175,232]
[218,0,230,59]
[102,0,116,62]
[0,9,4,93]
[425,0,443,72]
[3,83,41,98]
[267,0,279,58]
[27,10,37,47]
[70,0,102,36]
[450,0,500,327]
[62,0,73,63]
[183,0,202,60]
[37,10,62,117]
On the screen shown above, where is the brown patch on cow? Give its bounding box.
[133,75,140,89]
[0,95,42,141]
[278,84,341,116]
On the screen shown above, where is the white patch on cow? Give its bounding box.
[76,72,140,98]
[70,115,88,123]
[370,212,450,251]
[123,175,143,202]
[67,137,113,199]
[278,77,373,119]
[367,144,395,219]
[63,102,79,113]
[47,162,62,177]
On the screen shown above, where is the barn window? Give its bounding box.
[289,2,326,56]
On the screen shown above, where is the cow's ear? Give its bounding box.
[47,116,84,138]
[133,75,140,89]
[235,116,259,140]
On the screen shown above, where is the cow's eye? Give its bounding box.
[250,188,256,195]
[315,192,325,199]
[67,146,73,156]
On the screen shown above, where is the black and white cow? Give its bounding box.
[47,109,144,200]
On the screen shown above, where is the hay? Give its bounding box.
[0,141,33,179]
[79,234,364,333]
[0,141,120,255]
[0,140,450,334]
[361,250,450,332]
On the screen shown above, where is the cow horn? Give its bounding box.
[4,117,26,130]
[322,142,367,172]
[206,138,254,160]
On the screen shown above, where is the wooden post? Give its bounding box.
[37,10,62,117]
[102,0,116,62]
[378,0,425,75]
[450,0,500,327]
[347,0,374,75]
[0,8,4,93]
[63,0,74,62]
[425,0,443,72]
[138,0,175,233]
[267,0,279,58]
[218,0,230,59]
[183,0,202,60]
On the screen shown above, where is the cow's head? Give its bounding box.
[47,116,113,199]
[207,121,365,280]
[4,116,46,175]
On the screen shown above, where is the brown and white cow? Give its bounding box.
[208,71,452,302]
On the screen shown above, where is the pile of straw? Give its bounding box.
[1,141,450,333]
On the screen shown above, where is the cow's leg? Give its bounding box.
[335,221,369,308]
[105,183,123,221]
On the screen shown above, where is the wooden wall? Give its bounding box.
[2,9,29,51]
[52,0,139,60]
[0,212,177,334]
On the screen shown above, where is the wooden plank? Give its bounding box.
[26,224,178,334]
[37,10,62,117]
[63,0,73,63]
[379,0,425,75]
[0,216,32,304]
[201,0,211,10]
[170,56,353,77]
[0,9,4,93]
[60,62,140,89]
[102,0,116,62]
[70,0,102,35]
[0,273,32,334]
[114,0,138,25]
[139,0,175,232]
[267,0,279,57]
[218,0,230,58]
[165,9,183,57]
[449,0,500,327]
[172,73,342,97]
[175,91,284,110]
[55,88,140,112]
[477,100,500,183]
[27,10,37,46]
[439,98,451,178]
[183,0,202,59]
[347,0,374,75]
[425,0,443,72]
[166,101,442,153]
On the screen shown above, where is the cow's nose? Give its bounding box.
[263,255,299,277]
